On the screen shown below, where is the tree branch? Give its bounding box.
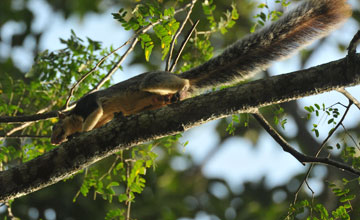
[0,55,360,202]
[252,111,360,174]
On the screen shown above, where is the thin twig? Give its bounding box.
[0,111,58,123]
[125,160,132,220]
[340,124,360,151]
[0,135,50,139]
[1,103,56,139]
[169,20,199,72]
[292,167,312,206]
[306,179,315,218]
[73,168,88,202]
[347,30,360,56]
[337,88,360,110]
[92,38,139,92]
[99,155,120,181]
[166,0,197,71]
[6,202,17,220]
[64,41,131,108]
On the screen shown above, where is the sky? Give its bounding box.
[2,0,360,216]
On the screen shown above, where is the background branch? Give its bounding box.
[252,110,360,175]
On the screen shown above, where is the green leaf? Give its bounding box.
[340,194,355,203]
[260,12,266,22]
[144,45,154,62]
[281,119,287,129]
[343,203,352,209]
[304,106,312,112]
[314,129,319,137]
[231,4,239,19]
[118,194,128,202]
[164,7,175,17]
[107,181,120,189]
[105,208,125,220]
[315,203,329,219]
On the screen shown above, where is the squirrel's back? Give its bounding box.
[180,0,351,91]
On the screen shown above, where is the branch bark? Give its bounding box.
[0,55,360,202]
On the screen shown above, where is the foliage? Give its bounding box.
[251,0,291,32]
[305,103,341,138]
[287,177,357,220]
[0,30,119,166]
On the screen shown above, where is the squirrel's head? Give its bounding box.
[51,113,82,145]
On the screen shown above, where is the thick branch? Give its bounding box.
[0,55,360,202]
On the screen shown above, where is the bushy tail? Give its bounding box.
[180,0,351,91]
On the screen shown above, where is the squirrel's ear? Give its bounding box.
[58,112,66,119]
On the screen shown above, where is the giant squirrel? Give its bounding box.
[51,0,352,145]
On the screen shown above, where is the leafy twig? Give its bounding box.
[316,100,352,155]
[291,100,352,205]
[0,135,50,138]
